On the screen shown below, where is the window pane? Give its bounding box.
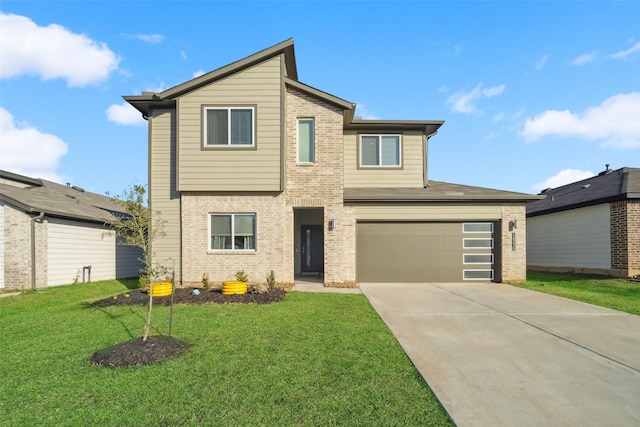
[463,223,493,233]
[234,214,255,250]
[464,254,494,264]
[206,110,228,145]
[234,215,255,236]
[361,136,379,166]
[463,239,493,249]
[464,269,494,280]
[211,215,231,249]
[380,136,400,166]
[231,109,252,145]
[298,119,314,163]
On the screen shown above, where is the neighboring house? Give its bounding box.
[0,170,143,290]
[527,166,640,278]
[125,39,540,286]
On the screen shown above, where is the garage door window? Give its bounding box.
[463,238,493,249]
[463,223,493,233]
[464,254,494,264]
[463,269,494,280]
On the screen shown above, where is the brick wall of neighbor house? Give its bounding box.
[284,87,347,285]
[611,200,640,277]
[501,204,527,282]
[3,205,47,289]
[181,192,286,286]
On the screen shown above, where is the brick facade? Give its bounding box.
[500,204,527,283]
[611,200,640,277]
[3,204,47,290]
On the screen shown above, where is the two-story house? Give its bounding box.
[125,39,540,287]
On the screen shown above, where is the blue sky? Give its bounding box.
[1,1,639,196]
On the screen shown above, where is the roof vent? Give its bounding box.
[583,184,591,189]
[540,187,552,194]
[71,185,85,192]
[598,164,613,176]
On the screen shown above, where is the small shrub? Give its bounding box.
[72,269,80,285]
[201,273,211,289]
[266,270,276,290]
[235,270,248,283]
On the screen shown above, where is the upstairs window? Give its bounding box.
[297,118,315,163]
[204,107,254,147]
[360,135,401,167]
[209,213,256,251]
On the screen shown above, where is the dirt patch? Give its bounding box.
[91,335,191,367]
[91,287,287,307]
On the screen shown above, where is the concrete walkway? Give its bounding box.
[360,282,640,427]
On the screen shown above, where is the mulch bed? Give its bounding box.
[90,335,191,367]
[89,287,286,367]
[91,287,287,307]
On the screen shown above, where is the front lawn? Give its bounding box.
[0,281,452,426]
[512,271,640,315]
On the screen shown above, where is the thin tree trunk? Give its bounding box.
[143,288,153,341]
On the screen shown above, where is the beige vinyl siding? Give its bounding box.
[149,108,182,279]
[0,201,4,288]
[177,56,282,191]
[47,219,117,286]
[344,131,424,188]
[354,203,503,221]
[527,204,611,269]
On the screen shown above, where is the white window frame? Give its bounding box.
[208,213,257,252]
[463,254,494,265]
[463,238,494,249]
[359,134,402,167]
[462,223,493,233]
[203,106,255,147]
[463,269,494,281]
[296,118,315,164]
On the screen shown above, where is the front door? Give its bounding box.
[301,225,324,273]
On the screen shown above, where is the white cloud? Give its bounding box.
[354,103,380,120]
[0,108,68,182]
[447,83,505,114]
[611,41,640,60]
[492,113,504,123]
[535,54,549,70]
[571,52,598,66]
[106,102,146,126]
[522,92,640,149]
[0,13,120,87]
[192,70,206,79]
[122,33,165,43]
[180,51,188,60]
[532,169,595,192]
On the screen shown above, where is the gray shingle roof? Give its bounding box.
[344,181,543,202]
[0,170,125,223]
[527,167,640,217]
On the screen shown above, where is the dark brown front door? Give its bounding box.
[301,225,323,273]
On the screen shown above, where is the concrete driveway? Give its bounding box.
[359,282,640,427]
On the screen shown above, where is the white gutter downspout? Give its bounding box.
[423,130,438,188]
[31,212,45,290]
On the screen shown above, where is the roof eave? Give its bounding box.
[284,78,354,110]
[345,119,444,133]
[345,195,545,203]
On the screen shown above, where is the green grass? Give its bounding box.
[0,281,452,426]
[512,271,640,315]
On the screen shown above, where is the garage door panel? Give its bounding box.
[357,222,495,283]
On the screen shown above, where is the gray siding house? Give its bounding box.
[527,166,640,278]
[0,170,143,290]
[125,39,541,287]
